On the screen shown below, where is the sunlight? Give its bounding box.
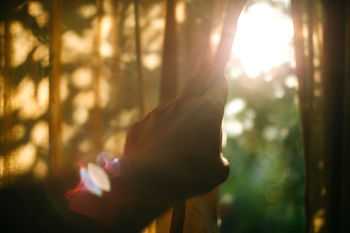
[33,44,49,66]
[211,32,221,48]
[176,1,186,23]
[62,30,94,63]
[13,76,48,119]
[313,208,325,233]
[73,91,95,109]
[224,120,244,137]
[60,75,69,102]
[232,2,294,78]
[143,53,161,70]
[284,74,298,88]
[31,121,49,149]
[225,98,246,117]
[78,4,97,18]
[72,67,93,89]
[0,143,37,178]
[73,107,89,125]
[10,21,38,67]
[27,1,48,27]
[100,16,113,57]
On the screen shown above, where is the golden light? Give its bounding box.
[0,143,37,178]
[33,44,49,66]
[10,21,38,67]
[176,1,186,23]
[100,16,113,57]
[60,75,69,102]
[313,208,325,233]
[143,53,161,70]
[73,91,95,108]
[78,4,97,18]
[232,2,294,78]
[62,30,94,64]
[99,78,110,108]
[73,107,89,125]
[72,67,93,89]
[100,41,113,57]
[27,1,48,27]
[31,120,49,149]
[13,76,48,119]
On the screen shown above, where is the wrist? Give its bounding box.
[118,156,175,210]
[102,156,174,232]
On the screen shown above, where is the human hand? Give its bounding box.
[122,66,229,203]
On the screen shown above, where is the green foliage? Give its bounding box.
[221,62,305,233]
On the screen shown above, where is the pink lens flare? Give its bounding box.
[96,152,121,176]
[64,180,85,199]
[65,152,121,199]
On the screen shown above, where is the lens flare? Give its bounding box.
[65,152,120,198]
[87,163,111,192]
[96,151,121,176]
[80,166,103,196]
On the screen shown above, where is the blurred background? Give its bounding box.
[220,1,305,232]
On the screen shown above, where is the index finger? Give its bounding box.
[213,0,246,71]
[178,0,245,105]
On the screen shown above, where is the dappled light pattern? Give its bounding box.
[0,0,166,186]
[0,143,37,178]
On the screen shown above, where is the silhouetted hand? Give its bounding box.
[66,67,230,232]
[122,66,229,203]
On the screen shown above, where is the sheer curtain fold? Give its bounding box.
[291,0,350,232]
[159,0,245,232]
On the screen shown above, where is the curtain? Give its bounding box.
[0,0,245,232]
[291,0,350,232]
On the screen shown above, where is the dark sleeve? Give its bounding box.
[0,184,108,233]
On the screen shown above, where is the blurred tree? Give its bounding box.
[220,1,305,232]
[221,63,304,233]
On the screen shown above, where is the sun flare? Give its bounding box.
[232,2,294,78]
